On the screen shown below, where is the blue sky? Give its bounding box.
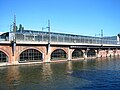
[0,0,120,36]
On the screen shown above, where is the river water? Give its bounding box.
[0,57,120,90]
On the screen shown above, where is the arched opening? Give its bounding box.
[51,49,67,60]
[87,49,96,57]
[72,49,83,59]
[19,49,42,62]
[0,51,8,62]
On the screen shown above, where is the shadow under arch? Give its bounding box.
[51,49,68,60]
[19,48,43,62]
[87,49,96,57]
[72,49,83,59]
[0,49,9,62]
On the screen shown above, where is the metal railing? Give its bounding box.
[14,32,119,45]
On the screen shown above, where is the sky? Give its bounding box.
[0,0,120,36]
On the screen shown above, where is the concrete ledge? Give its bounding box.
[16,41,120,47]
[0,63,8,67]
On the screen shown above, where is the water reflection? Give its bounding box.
[83,60,87,69]
[6,66,20,90]
[0,57,120,90]
[66,61,73,74]
[42,63,53,82]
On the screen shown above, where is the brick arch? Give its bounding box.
[0,48,9,61]
[87,49,96,57]
[72,49,84,59]
[51,47,68,60]
[72,49,83,53]
[16,47,44,61]
[71,49,74,54]
[51,47,68,55]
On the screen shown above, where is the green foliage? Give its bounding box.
[19,24,22,30]
[118,34,120,37]
[19,24,24,31]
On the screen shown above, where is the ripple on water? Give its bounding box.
[71,69,120,89]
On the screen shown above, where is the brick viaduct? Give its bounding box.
[0,41,120,65]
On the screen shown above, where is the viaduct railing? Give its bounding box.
[0,31,119,45]
[14,32,119,45]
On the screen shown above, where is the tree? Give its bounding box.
[19,24,22,31]
[19,24,24,32]
[118,34,120,37]
[22,27,24,30]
